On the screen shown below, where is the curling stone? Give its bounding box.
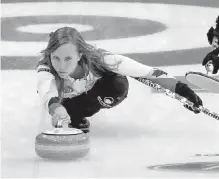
[35,121,90,160]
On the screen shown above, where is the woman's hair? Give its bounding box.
[36,27,120,78]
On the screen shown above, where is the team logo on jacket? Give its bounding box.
[97,96,114,108]
[63,86,78,98]
[64,86,74,93]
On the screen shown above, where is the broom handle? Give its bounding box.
[132,76,219,120]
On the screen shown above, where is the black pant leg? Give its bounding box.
[62,74,129,124]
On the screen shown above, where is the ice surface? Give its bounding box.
[2,70,219,178]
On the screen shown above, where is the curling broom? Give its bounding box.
[132,76,219,120]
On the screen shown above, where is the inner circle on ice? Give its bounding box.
[17,23,94,33]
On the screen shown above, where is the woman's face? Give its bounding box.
[212,36,219,50]
[50,43,82,78]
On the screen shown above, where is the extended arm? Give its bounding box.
[104,54,180,92]
[103,54,203,113]
[37,65,61,115]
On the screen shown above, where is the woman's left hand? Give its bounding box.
[175,81,203,114]
[183,92,203,114]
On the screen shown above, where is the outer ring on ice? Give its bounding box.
[1,2,218,56]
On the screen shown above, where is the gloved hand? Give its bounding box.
[202,50,219,74]
[175,81,203,114]
[50,104,71,127]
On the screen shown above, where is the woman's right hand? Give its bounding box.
[51,106,71,128]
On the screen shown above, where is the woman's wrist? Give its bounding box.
[48,97,62,115]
